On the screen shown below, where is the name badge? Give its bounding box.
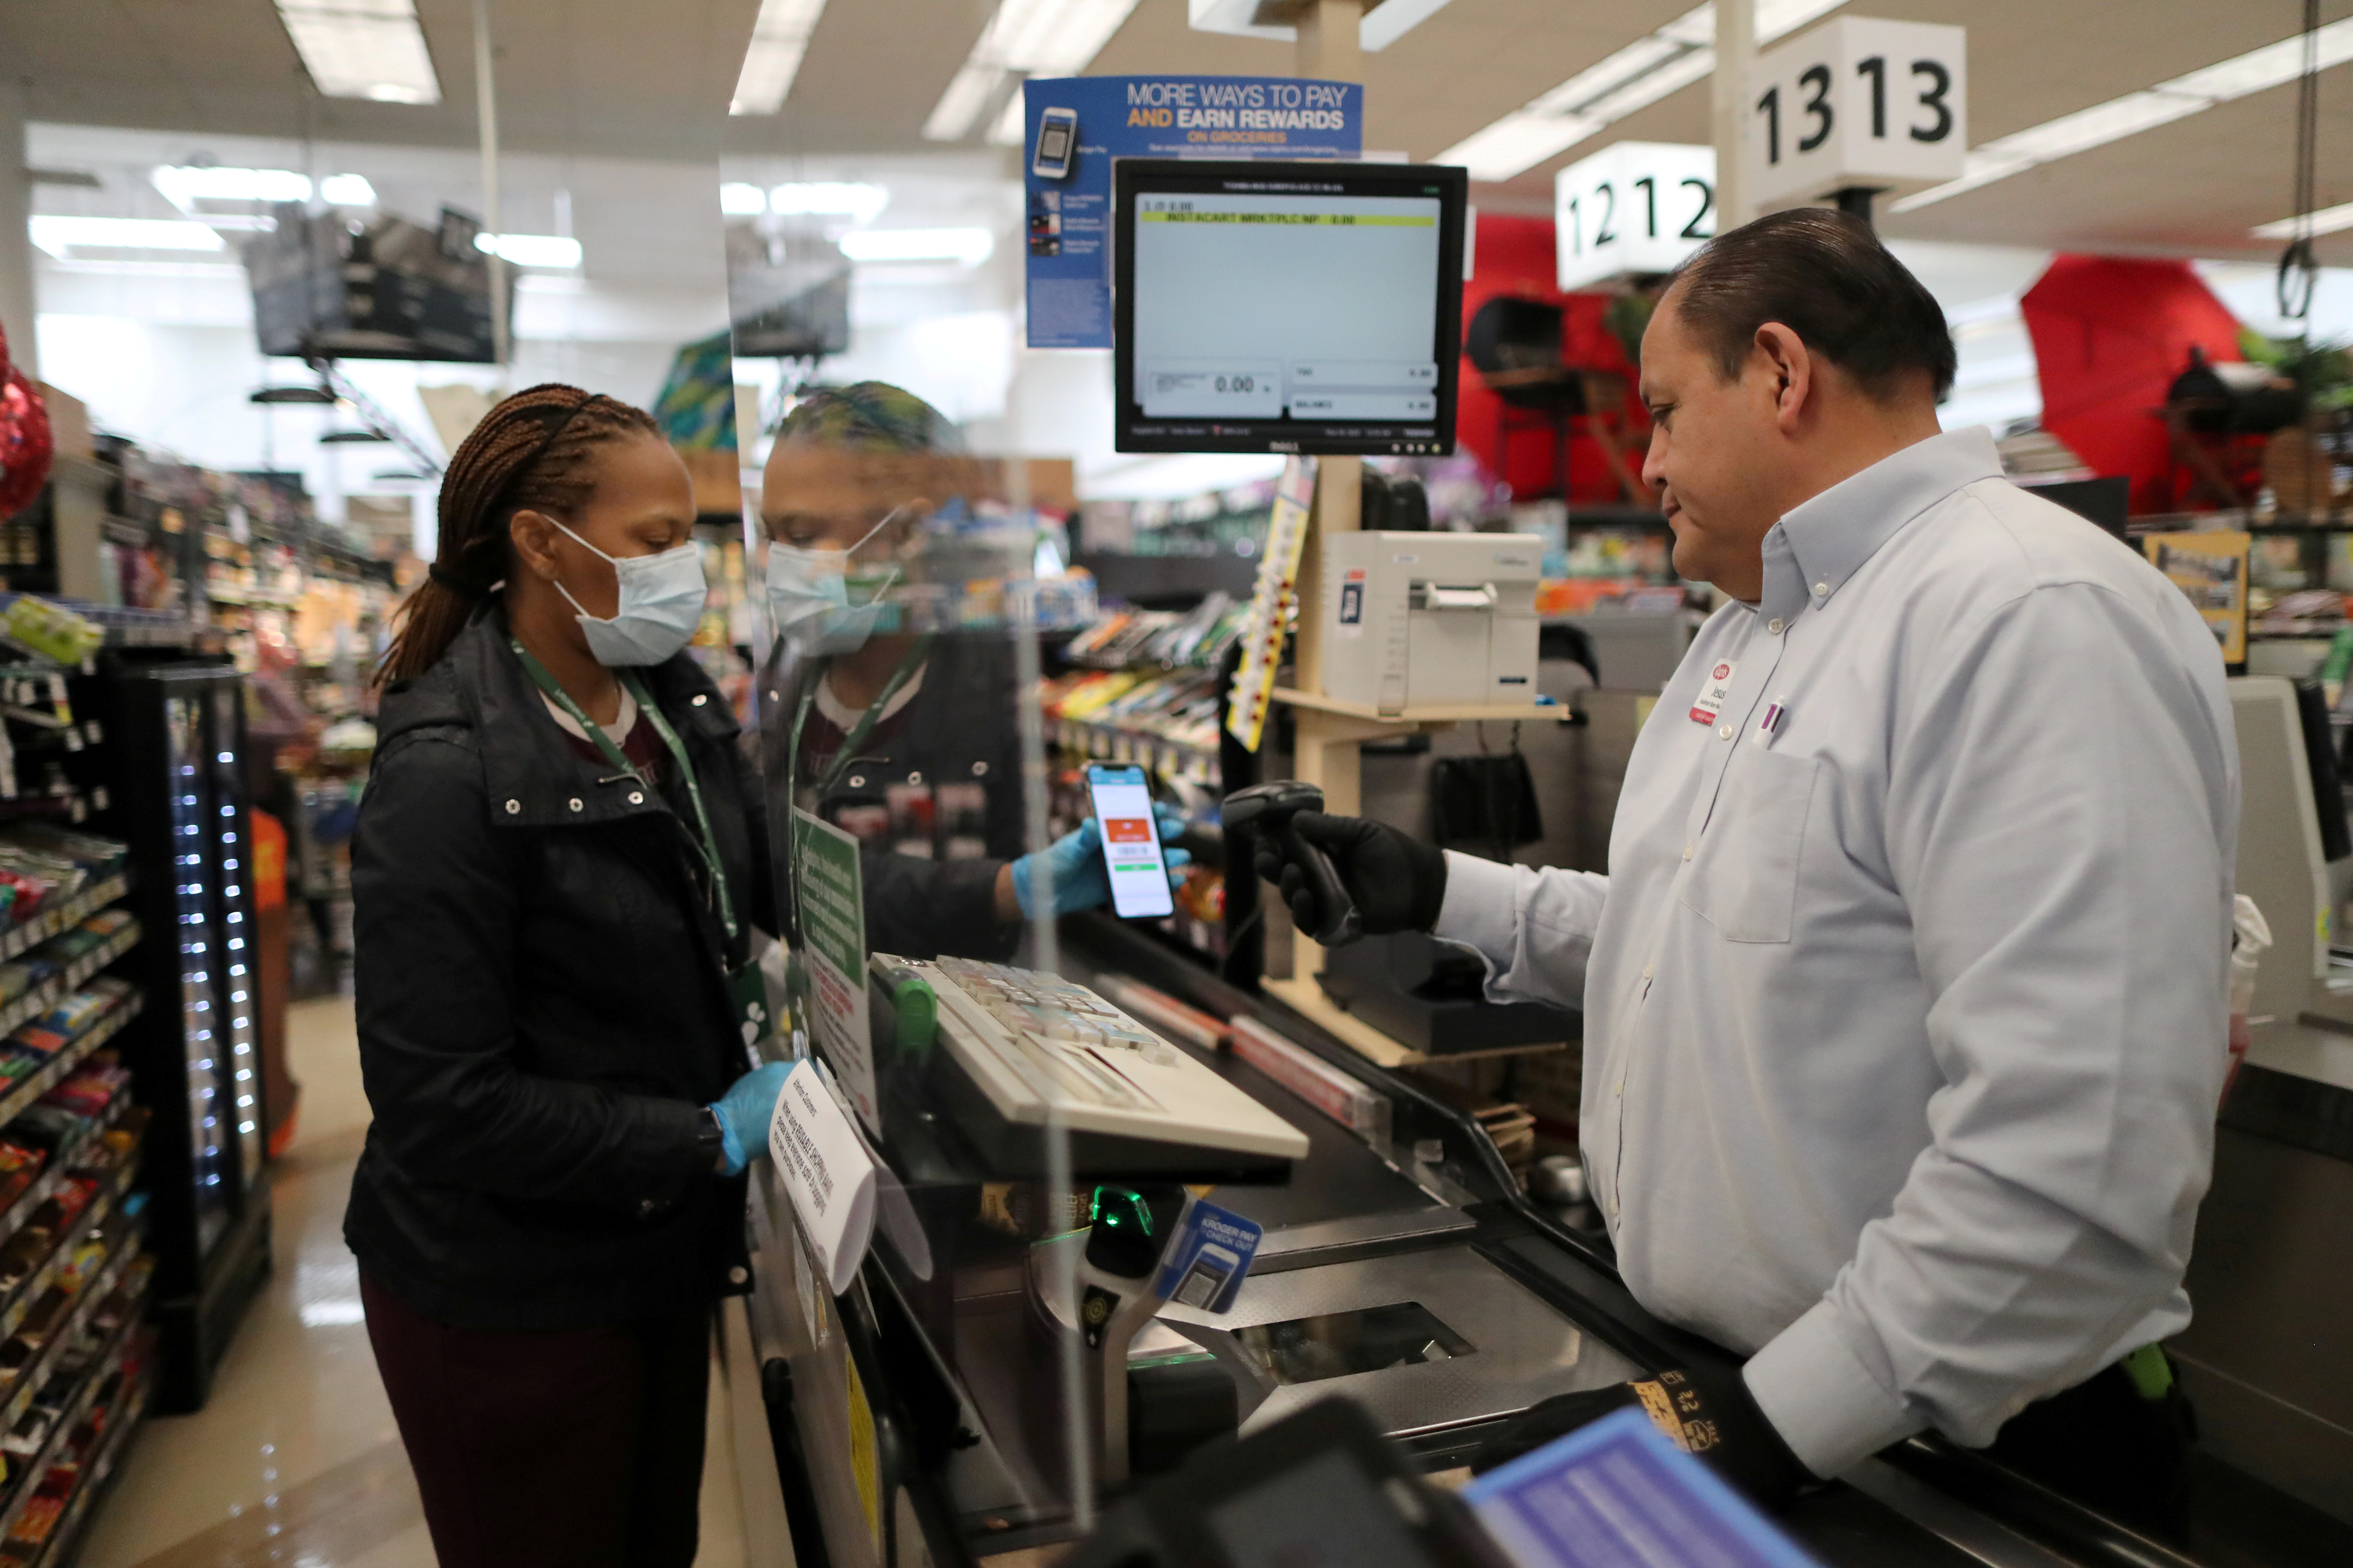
[1689,659,1737,724]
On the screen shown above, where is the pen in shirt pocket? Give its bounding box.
[1752,696,1787,748]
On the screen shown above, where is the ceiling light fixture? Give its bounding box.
[152,166,312,209]
[720,183,769,216]
[320,429,393,444]
[769,182,891,223]
[924,0,1144,143]
[1190,0,1453,53]
[2255,199,2353,241]
[730,0,830,115]
[837,227,995,266]
[274,0,442,105]
[473,233,584,269]
[1435,0,1846,183]
[252,385,339,405]
[1896,18,2353,213]
[320,173,377,206]
[28,216,226,257]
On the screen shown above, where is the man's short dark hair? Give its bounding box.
[1665,209,1955,402]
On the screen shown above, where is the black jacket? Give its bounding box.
[345,609,773,1332]
[759,632,1029,963]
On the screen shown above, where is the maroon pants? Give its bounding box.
[361,1271,712,1568]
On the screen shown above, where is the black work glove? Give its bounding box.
[1470,1364,1816,1512]
[1252,810,1447,939]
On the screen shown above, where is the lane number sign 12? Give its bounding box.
[1745,17,1966,209]
[1555,141,1717,292]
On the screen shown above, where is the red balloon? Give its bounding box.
[0,370,54,520]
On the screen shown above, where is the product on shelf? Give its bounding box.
[0,1148,39,1217]
[0,601,101,670]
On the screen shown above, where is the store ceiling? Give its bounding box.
[8,0,2353,264]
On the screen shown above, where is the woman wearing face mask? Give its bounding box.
[759,382,1185,960]
[347,385,788,1568]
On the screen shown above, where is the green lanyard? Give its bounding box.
[784,636,933,811]
[512,638,738,945]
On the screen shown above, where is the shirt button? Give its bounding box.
[972,760,989,777]
[1813,581,1829,596]
[628,791,645,805]
[1641,963,1654,979]
[848,774,865,789]
[729,1265,749,1285]
[907,769,923,786]
[1682,842,1693,860]
[505,800,521,815]
[1767,617,1784,635]
[1614,1077,1625,1097]
[568,798,584,812]
[692,693,708,706]
[1718,724,1733,740]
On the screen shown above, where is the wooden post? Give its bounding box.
[1283,0,1367,988]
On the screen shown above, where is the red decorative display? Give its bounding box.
[0,324,55,520]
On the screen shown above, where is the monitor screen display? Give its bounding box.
[1114,160,1467,457]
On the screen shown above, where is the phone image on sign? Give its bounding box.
[1033,106,1079,180]
[1173,1242,1240,1309]
[1085,762,1174,920]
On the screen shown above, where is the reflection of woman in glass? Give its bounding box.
[350,385,789,1568]
[759,382,1181,959]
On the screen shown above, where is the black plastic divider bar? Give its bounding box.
[0,1228,145,1542]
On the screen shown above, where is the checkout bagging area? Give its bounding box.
[719,139,2353,1568]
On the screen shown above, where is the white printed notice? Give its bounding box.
[791,807,879,1134]
[768,1060,878,1298]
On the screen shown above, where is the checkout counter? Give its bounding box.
[732,521,2353,1568]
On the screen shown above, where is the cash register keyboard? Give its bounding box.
[893,955,1310,1165]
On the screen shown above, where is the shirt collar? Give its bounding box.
[1757,426,2003,622]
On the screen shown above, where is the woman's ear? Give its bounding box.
[508,509,561,581]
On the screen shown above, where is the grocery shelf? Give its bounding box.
[23,1369,148,1568]
[0,878,130,963]
[0,1098,140,1279]
[0,1245,150,1551]
[0,994,144,1139]
[0,1149,142,1357]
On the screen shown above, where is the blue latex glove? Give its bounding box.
[1011,803,1193,919]
[709,1061,791,1175]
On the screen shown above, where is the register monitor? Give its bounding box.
[1113,159,1468,457]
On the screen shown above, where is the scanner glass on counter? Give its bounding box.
[1234,1301,1473,1386]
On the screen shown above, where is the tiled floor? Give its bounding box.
[81,997,751,1568]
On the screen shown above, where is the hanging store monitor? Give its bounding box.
[1113,159,1467,457]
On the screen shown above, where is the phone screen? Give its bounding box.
[1086,763,1174,920]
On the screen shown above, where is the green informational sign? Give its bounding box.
[791,808,878,1131]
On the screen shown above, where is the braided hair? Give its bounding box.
[377,383,660,685]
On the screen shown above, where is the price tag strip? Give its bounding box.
[1224,455,1321,753]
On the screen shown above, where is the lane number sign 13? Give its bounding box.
[1745,17,1966,209]
[1555,141,1717,292]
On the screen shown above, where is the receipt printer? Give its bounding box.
[1321,531,1543,713]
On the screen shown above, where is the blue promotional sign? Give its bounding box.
[1150,1194,1264,1312]
[1463,1409,1824,1568]
[1022,74,1363,349]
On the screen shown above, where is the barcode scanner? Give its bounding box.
[1220,781,1363,947]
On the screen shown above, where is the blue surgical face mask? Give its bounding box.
[548,518,707,667]
[764,506,907,656]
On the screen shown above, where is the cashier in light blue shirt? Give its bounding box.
[1256,210,2236,1532]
